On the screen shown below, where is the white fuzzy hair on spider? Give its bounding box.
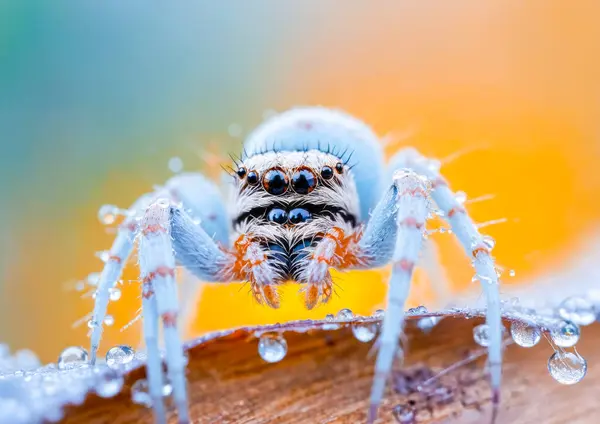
[87,107,503,424]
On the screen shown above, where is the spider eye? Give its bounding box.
[320,166,334,180]
[335,162,344,174]
[262,168,289,195]
[291,167,317,194]
[246,170,259,186]
[288,208,312,224]
[267,208,288,224]
[236,167,247,178]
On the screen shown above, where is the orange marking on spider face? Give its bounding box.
[447,206,466,218]
[472,246,491,258]
[142,224,166,236]
[162,311,178,328]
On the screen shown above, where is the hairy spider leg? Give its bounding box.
[90,194,153,364]
[389,147,503,423]
[365,170,431,424]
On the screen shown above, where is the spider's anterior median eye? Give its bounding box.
[320,166,334,180]
[236,167,247,178]
[291,167,317,194]
[335,162,344,174]
[288,208,312,224]
[268,208,288,224]
[263,167,289,195]
[246,170,259,186]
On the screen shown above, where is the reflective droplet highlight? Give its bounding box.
[106,345,135,369]
[558,296,596,326]
[352,324,378,343]
[109,288,121,302]
[551,321,580,348]
[548,351,587,385]
[58,346,89,370]
[473,324,490,347]
[336,308,354,320]
[258,333,287,363]
[98,205,119,225]
[510,321,541,347]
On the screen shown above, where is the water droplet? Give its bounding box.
[95,250,110,263]
[58,346,88,370]
[228,123,243,137]
[393,405,415,424]
[407,306,427,315]
[168,157,183,173]
[510,321,541,347]
[558,296,596,326]
[325,314,335,321]
[551,321,580,347]
[509,269,516,277]
[482,235,496,249]
[548,351,587,385]
[162,381,173,397]
[131,379,152,407]
[373,309,385,319]
[106,345,135,369]
[109,288,121,302]
[352,324,378,343]
[455,191,467,204]
[258,333,287,363]
[417,317,441,333]
[95,370,124,398]
[104,315,114,326]
[336,308,354,320]
[87,272,100,286]
[98,204,119,225]
[473,324,490,347]
[87,320,99,329]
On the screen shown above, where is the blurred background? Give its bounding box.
[1,1,599,362]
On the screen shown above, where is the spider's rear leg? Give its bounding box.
[390,147,503,422]
[364,171,431,424]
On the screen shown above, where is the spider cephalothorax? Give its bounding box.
[225,150,362,308]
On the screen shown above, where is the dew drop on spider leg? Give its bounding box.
[551,321,580,347]
[258,333,288,363]
[510,321,541,347]
[58,346,89,370]
[168,156,183,173]
[95,250,110,263]
[548,351,587,385]
[482,235,496,250]
[109,287,122,302]
[98,204,120,225]
[558,296,596,326]
[106,345,135,369]
[352,324,378,343]
[393,405,416,424]
[473,324,490,347]
[336,308,354,320]
[373,309,385,319]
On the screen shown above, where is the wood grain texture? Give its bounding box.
[62,318,600,424]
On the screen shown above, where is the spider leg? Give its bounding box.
[389,147,503,422]
[90,193,153,364]
[365,171,431,424]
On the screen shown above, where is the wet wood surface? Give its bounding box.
[63,318,600,424]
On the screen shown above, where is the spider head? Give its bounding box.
[231,150,361,294]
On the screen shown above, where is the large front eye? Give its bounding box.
[288,208,312,224]
[268,208,288,224]
[262,167,289,195]
[291,167,317,194]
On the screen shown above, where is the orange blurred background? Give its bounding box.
[1,1,599,362]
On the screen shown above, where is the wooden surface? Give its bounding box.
[63,318,600,424]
